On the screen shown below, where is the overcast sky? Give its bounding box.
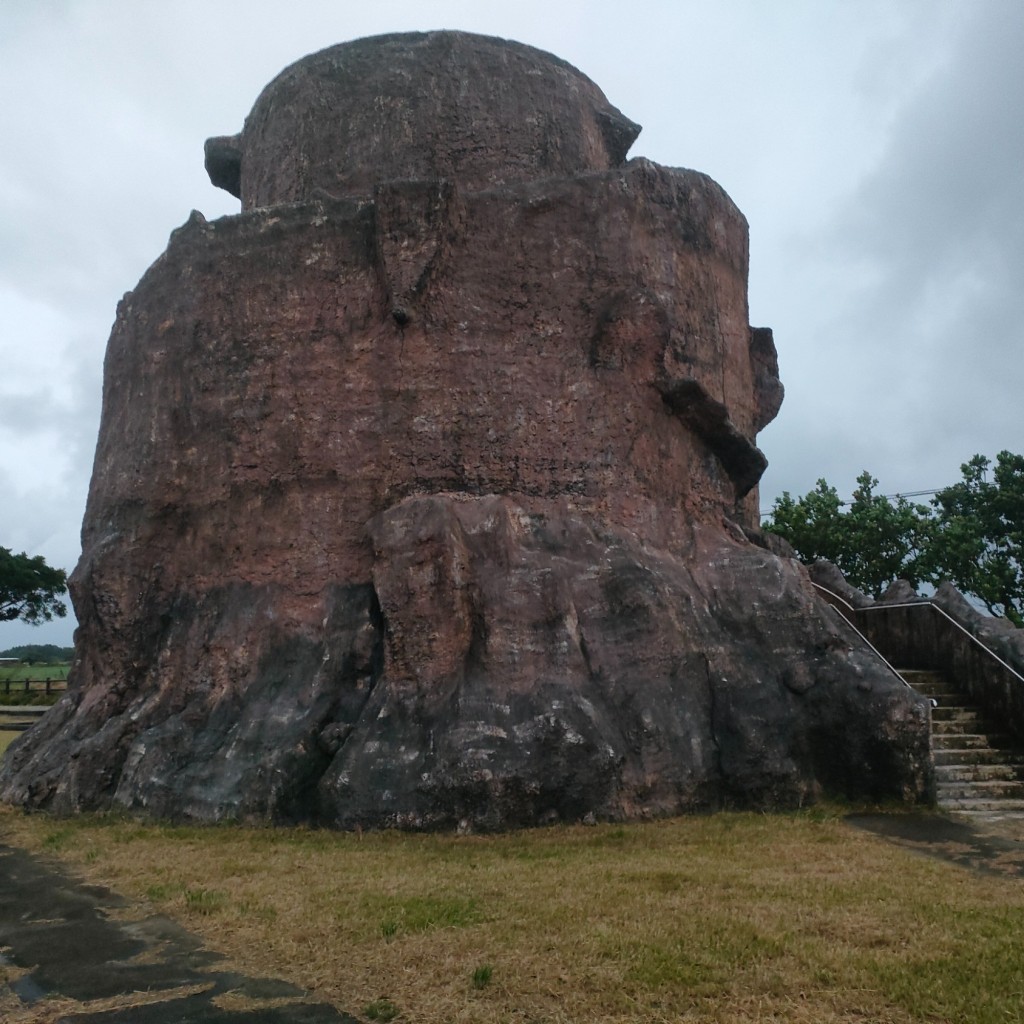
[2,0,1021,649]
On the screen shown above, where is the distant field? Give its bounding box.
[0,663,70,681]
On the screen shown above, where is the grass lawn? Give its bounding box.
[3,806,1024,1023]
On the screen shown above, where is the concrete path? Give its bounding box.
[848,811,1024,877]
[0,842,357,1023]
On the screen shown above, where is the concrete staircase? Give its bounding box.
[903,669,1024,820]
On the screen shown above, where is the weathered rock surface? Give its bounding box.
[205,32,641,209]
[0,32,932,826]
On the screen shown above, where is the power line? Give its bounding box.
[759,488,942,520]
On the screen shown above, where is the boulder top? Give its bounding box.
[205,31,641,209]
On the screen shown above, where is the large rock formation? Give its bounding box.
[0,32,932,827]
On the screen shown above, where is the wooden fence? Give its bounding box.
[0,676,68,698]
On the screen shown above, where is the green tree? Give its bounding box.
[841,472,933,596]
[924,451,1023,626]
[764,454,1024,622]
[0,547,68,624]
[762,478,848,567]
[764,471,932,598]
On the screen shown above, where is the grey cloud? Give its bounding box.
[843,4,1024,304]
[759,2,1023,511]
[2,1,1020,622]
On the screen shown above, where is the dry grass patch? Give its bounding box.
[3,806,1024,1023]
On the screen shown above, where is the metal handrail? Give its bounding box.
[809,582,922,695]
[850,598,1024,688]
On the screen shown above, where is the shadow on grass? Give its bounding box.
[848,811,1024,877]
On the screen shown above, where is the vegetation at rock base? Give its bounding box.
[4,807,1024,1023]
[0,548,68,625]
[764,450,1024,625]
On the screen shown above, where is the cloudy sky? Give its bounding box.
[1,0,1021,648]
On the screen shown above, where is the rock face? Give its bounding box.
[0,32,932,826]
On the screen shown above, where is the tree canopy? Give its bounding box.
[923,452,1023,625]
[763,451,1023,626]
[0,547,68,625]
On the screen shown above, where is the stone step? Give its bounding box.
[932,716,988,735]
[898,669,950,684]
[895,667,1024,816]
[931,705,982,722]
[933,733,1015,750]
[908,680,963,698]
[935,762,1024,783]
[905,666,1024,816]
[926,692,984,708]
[935,746,1024,766]
[937,798,1024,815]
[937,779,1024,801]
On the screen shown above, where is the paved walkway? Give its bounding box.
[848,811,1024,877]
[0,842,356,1023]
